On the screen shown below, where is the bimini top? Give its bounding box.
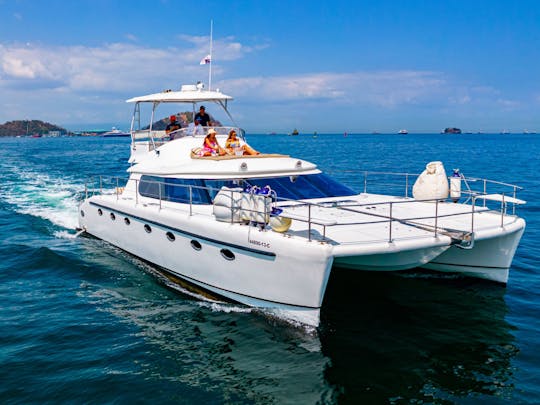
[126,84,233,104]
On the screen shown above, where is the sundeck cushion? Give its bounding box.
[190,149,289,160]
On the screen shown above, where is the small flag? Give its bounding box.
[200,54,211,65]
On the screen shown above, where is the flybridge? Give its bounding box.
[127,82,239,159]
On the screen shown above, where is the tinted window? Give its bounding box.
[139,174,355,204]
[139,176,210,204]
[242,174,356,200]
[204,174,355,201]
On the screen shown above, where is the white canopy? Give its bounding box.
[126,85,233,104]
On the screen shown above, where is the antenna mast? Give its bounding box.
[208,20,213,91]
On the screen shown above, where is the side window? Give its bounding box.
[138,176,211,204]
[139,175,163,199]
[164,178,210,204]
[203,180,243,201]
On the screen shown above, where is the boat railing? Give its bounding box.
[131,126,245,144]
[327,169,524,212]
[84,174,525,245]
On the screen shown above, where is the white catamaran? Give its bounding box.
[78,83,526,327]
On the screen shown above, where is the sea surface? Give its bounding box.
[0,133,539,404]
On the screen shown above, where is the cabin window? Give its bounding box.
[239,174,356,200]
[139,176,211,204]
[138,174,355,204]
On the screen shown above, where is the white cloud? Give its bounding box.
[220,71,446,107]
[0,39,531,131]
[178,34,270,61]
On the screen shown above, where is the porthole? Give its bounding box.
[144,224,152,233]
[166,232,175,241]
[80,210,85,217]
[220,249,235,261]
[190,240,202,251]
[110,213,116,221]
[97,208,103,216]
[124,217,131,225]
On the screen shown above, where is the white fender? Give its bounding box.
[412,161,449,201]
[213,187,244,222]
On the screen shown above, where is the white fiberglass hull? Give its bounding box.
[79,196,334,326]
[78,191,525,326]
[420,223,525,283]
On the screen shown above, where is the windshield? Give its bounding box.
[205,173,356,201]
[139,173,357,204]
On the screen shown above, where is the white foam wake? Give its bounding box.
[1,163,84,230]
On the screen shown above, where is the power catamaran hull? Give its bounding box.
[79,190,525,326]
[78,84,526,327]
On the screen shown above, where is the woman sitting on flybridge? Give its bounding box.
[225,129,259,156]
[200,129,227,156]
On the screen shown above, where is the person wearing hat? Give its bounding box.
[165,115,181,136]
[194,106,211,126]
[201,128,226,156]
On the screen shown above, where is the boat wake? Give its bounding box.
[115,249,319,331]
[0,163,84,230]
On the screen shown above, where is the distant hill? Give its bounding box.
[0,120,68,137]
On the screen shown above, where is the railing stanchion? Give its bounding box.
[116,177,119,200]
[434,199,439,237]
[189,186,193,216]
[230,189,234,223]
[158,183,162,210]
[405,174,409,198]
[471,197,476,235]
[99,176,102,194]
[135,179,138,205]
[512,186,517,215]
[388,202,393,243]
[501,193,505,228]
[363,172,368,194]
[483,180,487,207]
[308,204,312,241]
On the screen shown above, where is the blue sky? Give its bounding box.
[1,0,539,133]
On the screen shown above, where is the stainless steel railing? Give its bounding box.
[83,172,524,245]
[131,126,245,142]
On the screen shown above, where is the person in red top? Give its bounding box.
[165,115,181,135]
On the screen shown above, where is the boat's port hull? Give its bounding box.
[79,197,333,326]
[420,223,525,283]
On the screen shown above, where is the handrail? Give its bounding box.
[327,169,524,203]
[131,126,246,142]
[83,174,523,245]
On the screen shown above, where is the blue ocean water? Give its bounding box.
[0,133,539,403]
